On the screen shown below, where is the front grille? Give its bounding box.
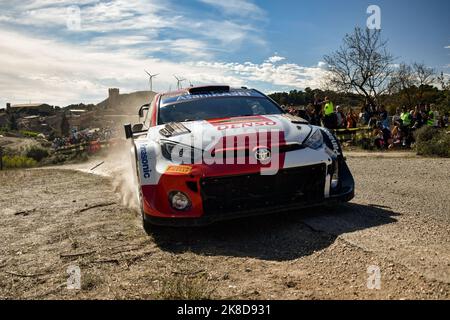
[201,164,326,215]
[211,144,304,161]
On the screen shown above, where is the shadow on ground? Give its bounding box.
[150,203,400,261]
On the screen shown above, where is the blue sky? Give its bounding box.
[0,0,448,107]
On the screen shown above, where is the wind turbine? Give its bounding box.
[174,75,186,90]
[144,70,159,92]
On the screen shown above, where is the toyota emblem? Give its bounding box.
[255,148,271,162]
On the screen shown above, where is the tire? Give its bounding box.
[133,152,151,234]
[136,169,153,234]
[142,216,154,234]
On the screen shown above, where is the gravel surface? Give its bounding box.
[0,155,449,300]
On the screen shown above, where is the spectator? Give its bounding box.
[400,107,412,128]
[389,122,403,149]
[323,96,335,129]
[306,104,315,123]
[346,108,358,129]
[312,94,323,126]
[379,105,389,129]
[427,105,439,127]
[412,105,423,129]
[359,106,370,126]
[373,121,392,150]
[335,106,346,128]
[392,107,401,125]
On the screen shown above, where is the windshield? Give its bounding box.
[158,96,283,124]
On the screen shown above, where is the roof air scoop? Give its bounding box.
[159,122,191,137]
[188,86,230,95]
[282,113,309,124]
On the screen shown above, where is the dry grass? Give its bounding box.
[153,275,216,300]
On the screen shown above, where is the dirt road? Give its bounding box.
[0,155,449,300]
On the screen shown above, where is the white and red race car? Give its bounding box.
[124,86,354,230]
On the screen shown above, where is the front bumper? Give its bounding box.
[142,159,355,227]
[144,188,354,227]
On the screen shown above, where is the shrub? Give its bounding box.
[20,130,40,138]
[153,275,215,300]
[414,126,450,158]
[25,146,49,162]
[2,155,37,169]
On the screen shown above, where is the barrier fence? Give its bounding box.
[332,127,373,142]
[54,139,120,155]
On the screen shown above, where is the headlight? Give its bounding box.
[161,141,202,164]
[169,191,191,211]
[304,129,324,150]
[331,161,339,189]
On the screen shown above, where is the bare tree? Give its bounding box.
[437,72,450,90]
[413,62,435,102]
[389,63,415,106]
[389,62,435,105]
[324,27,395,109]
[413,62,435,87]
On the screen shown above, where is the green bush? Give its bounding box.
[20,130,40,138]
[25,146,49,162]
[2,155,37,169]
[414,126,450,158]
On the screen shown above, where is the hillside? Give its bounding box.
[96,89,157,115]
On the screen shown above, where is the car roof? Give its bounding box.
[159,85,265,107]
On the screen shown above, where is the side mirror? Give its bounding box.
[138,104,150,118]
[132,123,144,133]
[124,124,133,139]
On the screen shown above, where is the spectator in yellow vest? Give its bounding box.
[323,97,335,129]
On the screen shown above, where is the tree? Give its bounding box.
[389,62,435,106]
[324,27,395,109]
[437,72,450,91]
[413,62,435,103]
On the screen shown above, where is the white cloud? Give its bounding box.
[0,0,266,59]
[193,59,327,89]
[266,55,286,63]
[0,29,327,107]
[198,0,266,19]
[317,61,328,69]
[0,2,328,107]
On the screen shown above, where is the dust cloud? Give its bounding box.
[108,142,140,212]
[81,140,140,213]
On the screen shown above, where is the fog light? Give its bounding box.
[331,161,339,189]
[169,191,191,211]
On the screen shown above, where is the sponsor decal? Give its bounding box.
[209,116,277,131]
[165,165,192,175]
[140,145,152,179]
[322,129,341,156]
[161,90,263,106]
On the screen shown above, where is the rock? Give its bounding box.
[285,281,296,288]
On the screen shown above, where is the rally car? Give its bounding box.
[124,85,354,230]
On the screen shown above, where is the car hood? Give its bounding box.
[147,114,313,150]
